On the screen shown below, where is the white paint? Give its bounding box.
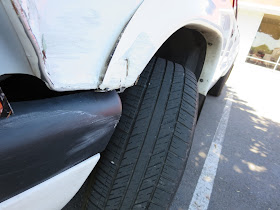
[99,32,156,90]
[213,7,239,80]
[100,0,239,95]
[0,154,100,210]
[189,95,233,210]
[3,0,239,93]
[1,0,41,78]
[0,2,34,76]
[6,0,143,91]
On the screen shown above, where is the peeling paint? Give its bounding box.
[42,50,46,64]
[11,1,19,15]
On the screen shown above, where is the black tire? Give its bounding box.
[208,65,233,96]
[85,57,198,209]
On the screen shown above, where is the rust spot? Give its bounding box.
[11,1,19,15]
[42,50,47,64]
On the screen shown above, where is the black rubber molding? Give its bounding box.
[0,91,121,203]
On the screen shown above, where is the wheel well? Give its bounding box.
[155,27,207,81]
[0,74,71,102]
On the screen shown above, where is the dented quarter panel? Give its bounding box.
[1,0,143,91]
[1,0,239,95]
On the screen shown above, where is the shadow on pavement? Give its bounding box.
[208,86,280,210]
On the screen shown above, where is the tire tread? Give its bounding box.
[85,57,198,210]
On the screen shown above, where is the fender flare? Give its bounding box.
[99,0,225,96]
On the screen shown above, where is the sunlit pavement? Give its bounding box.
[171,61,280,210]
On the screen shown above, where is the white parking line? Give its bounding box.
[189,95,233,210]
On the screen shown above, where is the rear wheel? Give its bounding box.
[85,57,198,209]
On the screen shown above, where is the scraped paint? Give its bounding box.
[10,0,143,90]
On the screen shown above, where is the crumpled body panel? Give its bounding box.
[1,0,239,95]
[2,0,142,91]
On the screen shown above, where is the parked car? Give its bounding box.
[0,0,239,209]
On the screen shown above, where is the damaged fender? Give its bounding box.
[99,0,239,95]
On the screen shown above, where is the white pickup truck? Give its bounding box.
[0,0,239,209]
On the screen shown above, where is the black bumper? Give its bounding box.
[0,91,121,202]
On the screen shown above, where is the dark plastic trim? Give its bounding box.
[0,91,121,202]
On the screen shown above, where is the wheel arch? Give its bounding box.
[155,23,223,96]
[100,22,223,96]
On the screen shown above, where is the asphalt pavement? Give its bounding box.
[171,62,280,210]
